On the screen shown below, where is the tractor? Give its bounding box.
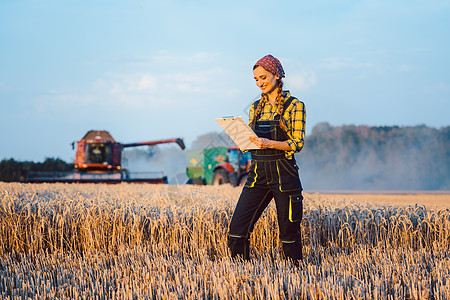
[186,147,251,186]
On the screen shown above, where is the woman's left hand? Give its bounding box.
[249,136,272,149]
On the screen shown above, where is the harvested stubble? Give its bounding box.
[0,183,449,299]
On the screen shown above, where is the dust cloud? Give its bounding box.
[122,124,449,190]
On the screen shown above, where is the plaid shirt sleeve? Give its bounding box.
[284,98,306,157]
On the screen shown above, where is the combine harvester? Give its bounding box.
[27,130,185,183]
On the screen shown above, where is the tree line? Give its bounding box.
[297,123,450,190]
[0,158,73,182]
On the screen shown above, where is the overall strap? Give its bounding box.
[274,96,295,120]
[252,99,260,114]
[282,96,295,114]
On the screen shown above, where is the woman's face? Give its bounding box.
[253,66,279,95]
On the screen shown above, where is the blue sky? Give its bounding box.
[1,0,449,162]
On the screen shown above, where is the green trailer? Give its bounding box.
[186,147,251,186]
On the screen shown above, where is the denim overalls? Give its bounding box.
[228,97,304,262]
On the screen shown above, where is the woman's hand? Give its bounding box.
[249,136,272,149]
[249,136,293,151]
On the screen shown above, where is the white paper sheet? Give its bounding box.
[215,116,259,150]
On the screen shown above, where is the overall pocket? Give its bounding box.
[276,159,301,192]
[289,193,303,222]
[244,161,258,188]
[278,159,299,177]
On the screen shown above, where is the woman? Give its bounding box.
[228,54,306,263]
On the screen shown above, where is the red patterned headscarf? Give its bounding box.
[254,54,285,78]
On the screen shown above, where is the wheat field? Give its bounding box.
[0,182,449,299]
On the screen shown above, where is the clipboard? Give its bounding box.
[215,116,259,150]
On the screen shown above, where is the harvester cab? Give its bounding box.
[73,130,121,172]
[73,130,185,174]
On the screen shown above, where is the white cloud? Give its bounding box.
[137,74,157,91]
[92,73,160,107]
[88,51,241,103]
[95,72,193,99]
[100,69,214,95]
[28,54,246,115]
[109,82,122,95]
[285,71,317,91]
[102,73,158,94]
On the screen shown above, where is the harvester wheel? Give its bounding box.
[212,169,230,185]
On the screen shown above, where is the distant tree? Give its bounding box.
[297,123,450,190]
[0,159,23,182]
[0,158,73,182]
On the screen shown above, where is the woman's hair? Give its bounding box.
[251,65,288,131]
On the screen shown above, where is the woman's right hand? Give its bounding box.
[249,136,271,149]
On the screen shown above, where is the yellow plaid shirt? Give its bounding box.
[249,91,306,159]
